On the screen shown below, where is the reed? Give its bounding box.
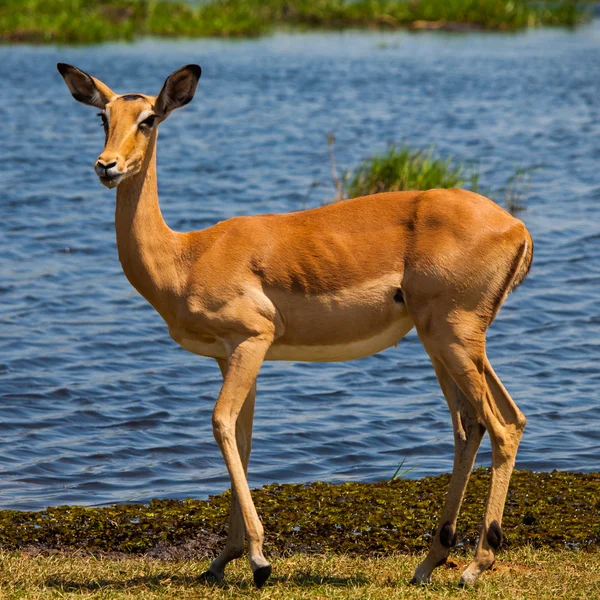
[0,0,590,44]
[343,143,481,198]
[339,143,536,214]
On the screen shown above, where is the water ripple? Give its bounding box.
[0,25,599,510]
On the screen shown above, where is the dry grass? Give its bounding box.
[1,547,599,599]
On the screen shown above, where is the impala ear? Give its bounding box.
[57,63,116,109]
[155,64,201,118]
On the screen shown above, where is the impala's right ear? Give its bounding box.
[57,63,116,109]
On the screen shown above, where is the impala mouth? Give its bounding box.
[98,172,125,189]
[95,160,127,188]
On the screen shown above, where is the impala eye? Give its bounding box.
[97,112,108,128]
[139,115,156,130]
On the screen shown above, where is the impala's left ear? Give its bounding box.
[155,64,202,119]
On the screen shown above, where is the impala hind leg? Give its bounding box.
[210,336,273,588]
[202,358,257,583]
[412,357,485,584]
[456,357,526,585]
[419,320,525,585]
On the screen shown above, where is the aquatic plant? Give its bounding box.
[0,0,591,44]
[342,144,481,198]
[0,470,598,556]
[391,458,417,480]
[503,165,543,213]
[339,143,537,214]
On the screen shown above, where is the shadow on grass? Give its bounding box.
[42,570,368,592]
[275,570,368,587]
[42,573,242,592]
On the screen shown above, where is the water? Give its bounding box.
[1,23,599,511]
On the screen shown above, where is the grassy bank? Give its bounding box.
[0,0,591,44]
[1,548,599,598]
[1,470,598,556]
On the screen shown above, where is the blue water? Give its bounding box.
[1,23,599,511]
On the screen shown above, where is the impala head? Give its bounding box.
[57,63,201,188]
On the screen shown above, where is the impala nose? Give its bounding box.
[95,160,118,177]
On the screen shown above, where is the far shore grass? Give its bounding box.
[1,548,600,599]
[0,0,592,45]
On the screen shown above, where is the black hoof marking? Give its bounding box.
[253,565,272,589]
[199,570,219,584]
[439,521,457,549]
[487,520,503,550]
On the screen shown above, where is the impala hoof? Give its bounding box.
[410,563,432,585]
[458,569,478,587]
[253,565,272,588]
[199,570,221,584]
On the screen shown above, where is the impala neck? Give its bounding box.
[115,131,182,310]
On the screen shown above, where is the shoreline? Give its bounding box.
[1,469,598,557]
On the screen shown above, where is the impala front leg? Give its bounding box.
[204,358,257,582]
[210,334,273,588]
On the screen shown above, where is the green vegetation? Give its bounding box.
[343,143,481,199]
[1,548,600,599]
[0,0,591,44]
[337,142,538,213]
[0,470,598,556]
[1,471,598,597]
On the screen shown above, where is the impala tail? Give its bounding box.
[509,229,534,294]
[488,226,533,323]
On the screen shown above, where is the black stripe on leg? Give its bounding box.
[487,520,503,550]
[439,521,457,548]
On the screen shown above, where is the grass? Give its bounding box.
[0,547,599,598]
[337,142,538,213]
[0,0,592,44]
[343,143,481,198]
[1,471,598,597]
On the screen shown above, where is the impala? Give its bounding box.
[57,62,533,588]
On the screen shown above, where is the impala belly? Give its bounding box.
[172,334,228,360]
[173,315,413,362]
[265,316,413,361]
[267,279,413,360]
[169,276,414,362]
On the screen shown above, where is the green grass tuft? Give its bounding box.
[338,142,536,213]
[343,143,481,198]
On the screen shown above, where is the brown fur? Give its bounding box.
[58,63,533,587]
